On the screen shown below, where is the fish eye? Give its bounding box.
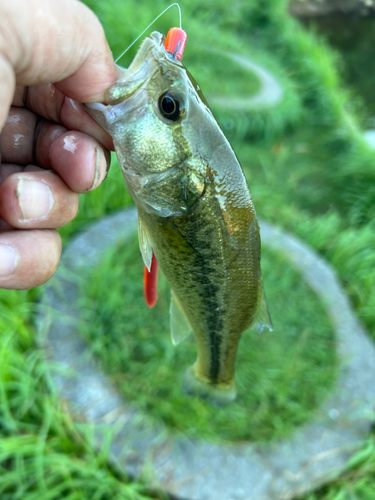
[158,92,181,121]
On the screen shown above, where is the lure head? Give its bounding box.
[87,31,218,216]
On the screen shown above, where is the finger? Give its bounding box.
[12,85,26,107]
[49,131,110,193]
[0,170,79,229]
[34,120,67,168]
[0,164,23,186]
[0,53,15,131]
[1,0,119,102]
[0,229,61,289]
[25,85,113,150]
[60,98,114,151]
[1,109,111,188]
[0,107,37,165]
[25,84,65,123]
[0,219,13,232]
[0,165,24,232]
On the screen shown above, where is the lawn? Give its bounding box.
[1,0,375,499]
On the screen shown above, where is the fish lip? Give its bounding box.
[105,30,187,115]
[101,93,150,127]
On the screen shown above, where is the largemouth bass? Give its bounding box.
[87,31,272,407]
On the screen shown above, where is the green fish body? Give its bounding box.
[87,31,272,407]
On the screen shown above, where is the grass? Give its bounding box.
[302,15,375,127]
[79,236,336,443]
[184,49,261,98]
[1,0,375,498]
[0,290,152,499]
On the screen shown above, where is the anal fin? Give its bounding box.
[170,290,192,345]
[251,277,273,333]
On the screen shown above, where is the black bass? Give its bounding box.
[87,30,272,407]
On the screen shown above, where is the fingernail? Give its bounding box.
[90,147,109,191]
[17,179,54,221]
[0,245,17,278]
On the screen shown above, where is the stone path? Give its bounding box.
[38,208,375,500]
[364,130,375,149]
[208,50,283,110]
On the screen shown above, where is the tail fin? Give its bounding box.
[183,364,237,407]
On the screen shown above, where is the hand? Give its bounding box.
[0,0,119,290]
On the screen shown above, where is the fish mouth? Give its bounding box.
[106,30,185,107]
[105,32,163,105]
[106,63,159,105]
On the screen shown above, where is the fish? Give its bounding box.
[86,30,272,407]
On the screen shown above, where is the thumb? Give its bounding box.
[0,0,118,128]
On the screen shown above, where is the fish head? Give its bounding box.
[97,31,201,175]
[86,31,222,216]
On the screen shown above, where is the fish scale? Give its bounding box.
[86,29,272,407]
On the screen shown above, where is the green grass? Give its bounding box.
[0,290,152,499]
[302,15,375,127]
[2,0,375,498]
[184,49,261,98]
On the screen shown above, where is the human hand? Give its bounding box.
[0,0,119,289]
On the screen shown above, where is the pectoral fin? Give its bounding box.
[138,217,152,271]
[170,290,192,346]
[251,277,273,333]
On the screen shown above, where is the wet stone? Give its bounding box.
[38,207,375,500]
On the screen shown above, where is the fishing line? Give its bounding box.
[115,3,182,63]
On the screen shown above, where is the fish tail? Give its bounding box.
[183,363,237,407]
